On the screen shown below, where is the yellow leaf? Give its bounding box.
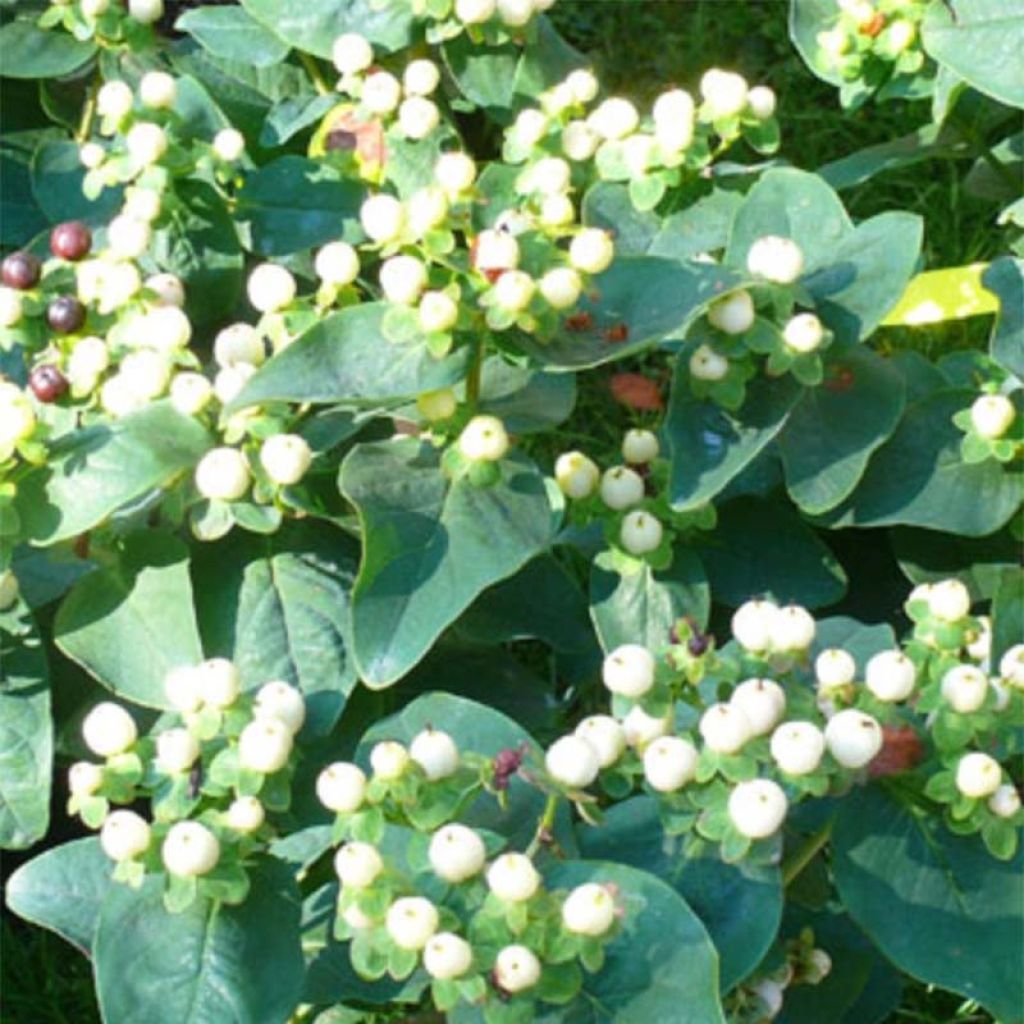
[881,263,999,327]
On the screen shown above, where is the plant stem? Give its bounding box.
[300,52,331,96]
[951,111,1019,195]
[782,820,833,887]
[525,794,559,858]
[465,339,484,410]
[76,76,99,143]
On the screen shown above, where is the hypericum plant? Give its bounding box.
[1,1,1021,1023]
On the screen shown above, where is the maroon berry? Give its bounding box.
[46,296,86,334]
[50,221,92,262]
[492,746,525,791]
[1,251,41,290]
[28,365,68,403]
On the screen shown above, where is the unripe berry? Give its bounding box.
[773,605,816,651]
[493,270,535,312]
[824,709,883,768]
[107,215,152,261]
[652,89,696,151]
[969,394,1015,440]
[253,680,306,733]
[622,429,659,465]
[226,796,264,833]
[474,229,521,274]
[407,187,449,236]
[379,255,427,305]
[359,71,402,116]
[514,108,549,146]
[238,718,293,774]
[332,33,374,74]
[707,290,755,334]
[731,678,786,736]
[317,762,367,813]
[145,272,185,308]
[260,435,312,487]
[865,650,916,702]
[928,579,971,622]
[0,382,36,453]
[410,727,459,780]
[142,305,192,353]
[0,287,23,329]
[195,447,251,502]
[562,120,600,161]
[335,841,384,888]
[643,735,698,792]
[565,68,599,103]
[435,152,477,194]
[731,599,780,653]
[754,979,784,1019]
[80,141,106,169]
[404,59,441,97]
[575,715,626,768]
[729,778,788,839]
[569,228,615,275]
[522,156,571,196]
[1,251,41,290]
[940,665,988,713]
[540,266,582,309]
[423,933,473,980]
[602,644,655,698]
[156,728,200,774]
[315,242,360,287]
[386,897,439,950]
[126,123,168,166]
[621,705,671,749]
[562,883,616,936]
[554,450,599,498]
[966,615,991,663]
[988,784,1021,819]
[213,128,245,162]
[620,510,663,555]
[887,19,916,52]
[139,71,177,110]
[69,761,104,797]
[782,313,824,354]
[747,85,777,119]
[747,236,805,284]
[495,945,541,993]
[815,648,856,688]
[370,740,410,780]
[459,415,509,461]
[214,365,255,406]
[97,81,134,121]
[360,194,405,244]
[417,388,457,422]
[128,0,163,23]
[163,665,203,713]
[247,263,296,313]
[101,810,151,861]
[770,721,826,775]
[163,821,220,877]
[599,465,645,510]
[170,373,213,417]
[83,703,138,757]
[177,664,227,714]
[399,97,440,140]
[487,853,540,902]
[955,751,1001,799]
[689,344,729,381]
[588,97,639,140]
[429,824,486,882]
[700,69,749,118]
[700,703,752,755]
[1000,644,1024,688]
[214,323,264,369]
[120,349,171,401]
[546,734,600,788]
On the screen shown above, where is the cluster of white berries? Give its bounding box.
[50,0,165,27]
[553,429,665,557]
[816,1,923,79]
[401,0,556,35]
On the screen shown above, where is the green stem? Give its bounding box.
[76,76,99,143]
[782,820,833,887]
[299,52,331,96]
[525,794,559,858]
[952,111,1018,194]
[465,339,484,411]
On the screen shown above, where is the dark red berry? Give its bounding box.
[492,746,525,790]
[28,365,68,403]
[46,296,86,334]
[50,221,92,262]
[1,251,41,290]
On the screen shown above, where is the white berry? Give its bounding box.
[747,236,805,284]
[128,0,163,23]
[770,721,826,776]
[156,728,200,774]
[162,821,220,877]
[620,511,663,555]
[332,33,373,74]
[588,97,639,140]
[493,270,535,312]
[423,933,473,980]
[941,665,988,713]
[362,71,402,115]
[101,810,151,861]
[708,290,755,334]
[315,242,360,286]
[773,605,816,652]
[783,313,824,354]
[370,740,409,780]
[988,784,1021,819]
[238,718,293,774]
[546,734,599,789]
[459,415,509,462]
[417,388,457,422]
[928,579,972,622]
[196,657,241,708]
[495,945,541,993]
[404,59,441,97]
[317,762,367,813]
[455,0,496,23]
[562,883,616,936]
[731,678,786,736]
[824,709,883,769]
[815,648,856,688]
[386,897,439,950]
[126,122,167,166]
[621,705,671,749]
[410,727,460,780]
[690,344,729,381]
[621,429,659,465]
[700,703,752,754]
[487,853,540,902]
[83,703,137,758]
[226,796,264,833]
[731,599,780,653]
[418,290,459,333]
[97,81,133,121]
[379,255,427,305]
[1000,644,1024,688]
[540,266,582,309]
[955,751,1001,799]
[253,680,306,733]
[139,71,176,110]
[335,841,384,889]
[435,152,477,194]
[747,85,777,119]
[575,715,626,768]
[729,779,788,838]
[700,68,749,118]
[569,228,615,274]
[554,450,599,498]
[429,824,486,883]
[69,761,104,797]
[866,650,917,702]
[970,394,1015,439]
[602,644,655,698]
[599,466,645,511]
[195,447,250,501]
[247,263,296,313]
[145,272,185,308]
[643,736,698,792]
[213,128,245,162]
[260,435,312,487]
[562,120,599,161]
[361,194,406,244]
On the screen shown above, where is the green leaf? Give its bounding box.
[513,257,741,370]
[512,16,586,98]
[694,497,847,608]
[31,140,122,227]
[577,797,781,991]
[812,616,896,668]
[236,156,365,256]
[16,402,212,546]
[778,346,905,514]
[1,151,47,247]
[443,36,520,109]
[922,0,1024,109]
[725,168,852,275]
[991,567,1024,671]
[240,0,414,58]
[475,360,577,435]
[590,549,710,652]
[648,190,745,262]
[583,183,662,257]
[191,521,359,736]
[260,94,338,147]
[789,0,846,88]
[95,856,304,1024]
[356,693,571,852]
[0,614,51,849]
[823,389,1023,536]
[339,441,557,686]
[983,257,1024,377]
[231,304,470,411]
[535,860,726,1023]
[0,19,96,79]
[666,369,801,511]
[55,533,204,709]
[176,6,291,67]
[834,784,1024,1023]
[5,838,113,953]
